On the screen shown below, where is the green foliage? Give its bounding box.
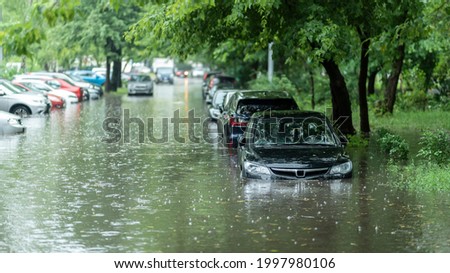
[396,90,429,111]
[375,128,409,160]
[388,162,450,192]
[346,134,369,148]
[417,129,450,165]
[248,74,296,93]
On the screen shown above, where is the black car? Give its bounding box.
[218,90,299,147]
[154,67,174,84]
[237,110,352,180]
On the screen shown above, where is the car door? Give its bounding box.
[0,85,12,112]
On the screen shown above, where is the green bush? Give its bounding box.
[417,129,450,165]
[396,90,429,111]
[375,128,409,160]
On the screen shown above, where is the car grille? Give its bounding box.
[270,167,329,179]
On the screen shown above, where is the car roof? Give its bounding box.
[251,110,328,119]
[231,90,292,100]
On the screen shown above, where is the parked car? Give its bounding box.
[128,74,153,96]
[0,110,25,135]
[66,70,106,86]
[14,75,84,102]
[238,110,352,180]
[206,82,238,104]
[0,80,50,117]
[12,82,65,109]
[30,72,102,98]
[12,79,79,104]
[204,75,237,101]
[154,67,174,84]
[208,89,238,120]
[218,90,299,146]
[201,71,222,99]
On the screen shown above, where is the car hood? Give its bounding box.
[248,146,347,168]
[0,110,21,119]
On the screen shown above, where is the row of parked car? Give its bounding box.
[0,71,105,135]
[201,72,353,181]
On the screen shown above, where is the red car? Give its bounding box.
[51,78,84,102]
[12,82,65,109]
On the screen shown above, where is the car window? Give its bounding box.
[252,117,336,146]
[130,75,151,82]
[236,99,298,115]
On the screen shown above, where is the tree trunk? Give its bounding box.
[320,59,356,135]
[105,56,111,92]
[384,44,405,114]
[111,60,120,91]
[368,69,378,95]
[358,33,370,134]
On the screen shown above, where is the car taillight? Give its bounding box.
[230,117,247,127]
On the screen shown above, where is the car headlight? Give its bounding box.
[330,161,352,174]
[8,118,21,126]
[244,162,271,175]
[32,99,44,104]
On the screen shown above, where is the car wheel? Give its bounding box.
[11,105,31,117]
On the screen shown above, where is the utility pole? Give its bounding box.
[268,42,274,83]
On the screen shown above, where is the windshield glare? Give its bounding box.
[250,117,336,146]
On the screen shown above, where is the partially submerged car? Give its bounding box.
[218,90,299,146]
[0,110,25,135]
[128,74,153,96]
[238,110,352,180]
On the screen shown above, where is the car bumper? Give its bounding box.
[1,124,26,135]
[128,88,153,95]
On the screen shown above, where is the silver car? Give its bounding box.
[0,110,25,135]
[0,80,50,117]
[128,74,153,96]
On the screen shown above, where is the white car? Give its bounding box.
[0,110,25,135]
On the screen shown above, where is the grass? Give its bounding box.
[367,109,450,131]
[388,162,450,192]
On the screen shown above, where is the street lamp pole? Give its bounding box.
[268,42,274,83]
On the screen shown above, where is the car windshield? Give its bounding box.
[66,73,84,82]
[27,82,53,92]
[251,117,337,146]
[157,68,172,74]
[0,81,23,94]
[130,75,151,82]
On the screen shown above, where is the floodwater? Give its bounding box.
[0,78,449,253]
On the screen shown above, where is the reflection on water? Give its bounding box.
[0,78,449,253]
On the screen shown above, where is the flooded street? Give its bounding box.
[1,78,449,253]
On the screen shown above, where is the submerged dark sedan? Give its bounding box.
[238,110,352,180]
